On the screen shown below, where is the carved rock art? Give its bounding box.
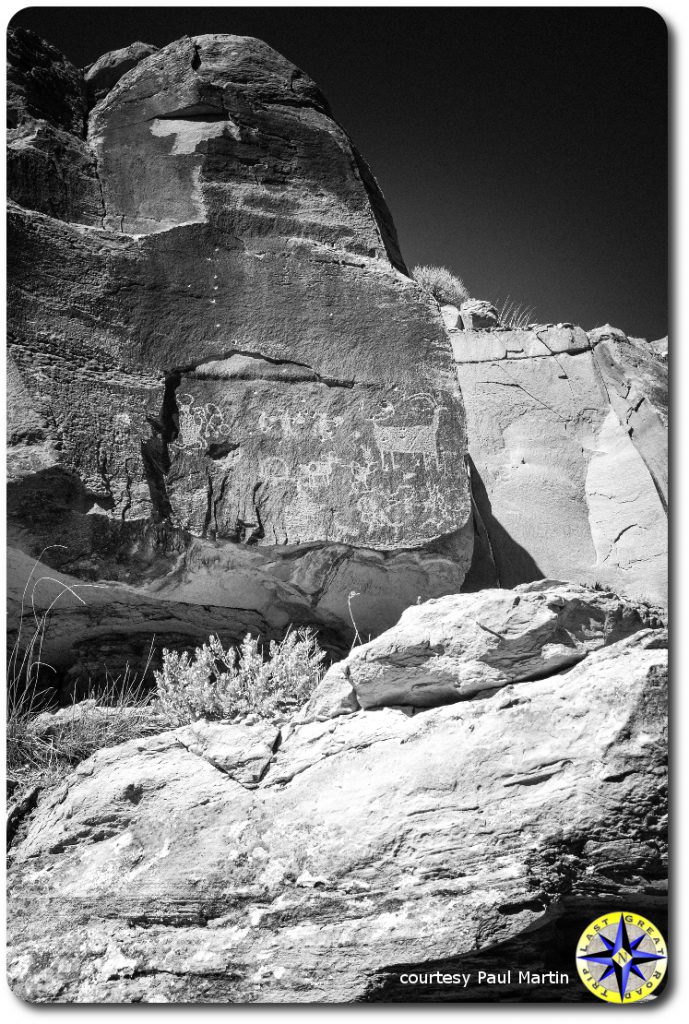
[371,400,445,472]
[172,394,231,452]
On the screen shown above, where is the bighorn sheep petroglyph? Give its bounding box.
[371,399,445,471]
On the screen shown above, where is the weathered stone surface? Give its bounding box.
[460,298,499,330]
[7,30,103,224]
[304,580,663,713]
[7,630,667,1002]
[84,41,158,104]
[590,325,668,513]
[7,27,86,135]
[176,719,280,786]
[7,30,473,652]
[453,323,667,605]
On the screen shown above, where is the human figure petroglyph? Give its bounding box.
[172,393,231,451]
[313,411,344,441]
[370,399,445,471]
[350,445,379,489]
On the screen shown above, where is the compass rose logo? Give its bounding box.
[576,911,667,1003]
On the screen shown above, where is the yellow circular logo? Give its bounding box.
[576,911,667,1003]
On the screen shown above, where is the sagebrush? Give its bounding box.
[153,629,326,725]
[413,264,470,306]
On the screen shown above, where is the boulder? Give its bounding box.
[84,41,158,104]
[7,30,473,653]
[453,323,667,606]
[460,298,500,330]
[303,580,663,714]
[7,629,667,1002]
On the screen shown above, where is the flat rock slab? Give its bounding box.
[305,580,662,713]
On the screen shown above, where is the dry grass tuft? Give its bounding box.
[497,297,536,330]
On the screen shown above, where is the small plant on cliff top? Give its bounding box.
[496,297,536,330]
[153,629,326,726]
[413,265,470,307]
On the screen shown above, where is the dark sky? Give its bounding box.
[9,6,668,338]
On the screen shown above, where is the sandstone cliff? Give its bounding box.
[5,27,668,1006]
[7,29,473,678]
[452,321,667,606]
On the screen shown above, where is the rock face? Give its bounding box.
[303,580,664,714]
[7,28,473,662]
[7,594,667,1003]
[453,323,668,606]
[7,29,103,225]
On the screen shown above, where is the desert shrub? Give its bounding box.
[153,629,326,726]
[412,264,470,306]
[496,297,536,330]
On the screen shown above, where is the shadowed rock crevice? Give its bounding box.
[463,454,543,590]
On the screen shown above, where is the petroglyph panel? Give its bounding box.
[166,380,467,549]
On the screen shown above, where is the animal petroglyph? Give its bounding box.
[300,452,340,490]
[257,408,342,441]
[173,394,231,452]
[259,455,291,483]
[371,402,445,471]
[258,409,307,438]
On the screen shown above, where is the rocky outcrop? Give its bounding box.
[453,323,667,606]
[302,580,664,715]
[459,298,499,330]
[7,595,667,1003]
[7,28,103,225]
[84,41,158,104]
[7,29,474,661]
